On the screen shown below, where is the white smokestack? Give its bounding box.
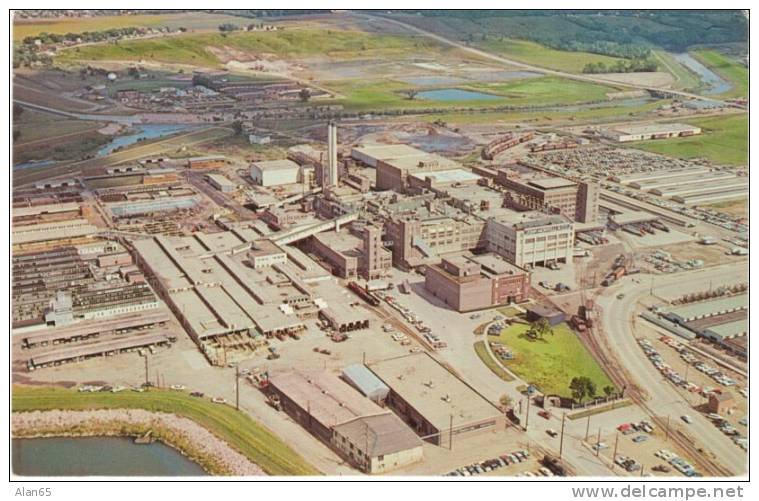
[327,121,338,188]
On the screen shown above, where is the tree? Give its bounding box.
[603,385,615,397]
[526,318,553,340]
[499,394,513,410]
[569,376,597,403]
[232,120,244,136]
[298,88,312,102]
[218,23,240,32]
[404,90,418,100]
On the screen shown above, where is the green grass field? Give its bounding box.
[422,99,666,126]
[632,113,748,166]
[330,76,617,112]
[56,28,441,68]
[487,322,614,399]
[12,385,318,476]
[464,76,614,104]
[692,50,748,98]
[476,38,625,74]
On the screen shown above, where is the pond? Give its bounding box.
[12,437,208,477]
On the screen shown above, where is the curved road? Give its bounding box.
[595,262,748,476]
[354,12,731,105]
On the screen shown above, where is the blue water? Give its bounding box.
[12,437,208,477]
[418,88,502,102]
[97,124,197,156]
[13,159,56,171]
[672,53,732,95]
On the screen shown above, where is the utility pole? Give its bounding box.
[559,412,567,458]
[585,414,591,441]
[595,428,602,457]
[143,354,149,386]
[449,414,454,450]
[665,415,671,442]
[524,397,531,431]
[612,432,619,470]
[365,421,369,472]
[235,365,240,411]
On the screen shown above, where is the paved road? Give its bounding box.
[595,262,748,475]
[354,12,733,105]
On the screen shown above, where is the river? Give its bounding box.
[672,52,732,95]
[12,437,208,477]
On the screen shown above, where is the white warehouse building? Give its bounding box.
[250,159,301,187]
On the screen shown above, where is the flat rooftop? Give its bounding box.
[410,168,481,185]
[469,253,527,276]
[12,219,98,244]
[333,413,422,457]
[269,370,387,428]
[250,159,299,171]
[527,177,577,190]
[611,123,700,135]
[13,202,81,218]
[704,318,748,340]
[667,294,748,321]
[368,353,502,431]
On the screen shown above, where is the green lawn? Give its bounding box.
[476,38,625,74]
[487,322,614,399]
[56,29,441,68]
[632,113,748,166]
[12,385,318,476]
[330,76,617,112]
[693,50,748,98]
[422,99,667,126]
[464,76,614,105]
[474,341,515,382]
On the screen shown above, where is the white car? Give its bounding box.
[170,384,186,391]
[681,415,693,424]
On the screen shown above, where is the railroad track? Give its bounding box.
[582,308,733,477]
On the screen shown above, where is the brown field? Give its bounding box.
[14,83,96,112]
[701,198,748,219]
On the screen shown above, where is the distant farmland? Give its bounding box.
[13,12,255,40]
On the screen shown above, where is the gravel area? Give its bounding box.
[12,409,265,476]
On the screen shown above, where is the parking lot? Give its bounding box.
[635,335,747,452]
[588,418,702,477]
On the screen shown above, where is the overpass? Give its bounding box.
[272,213,359,246]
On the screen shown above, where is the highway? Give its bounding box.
[354,12,734,106]
[595,262,748,476]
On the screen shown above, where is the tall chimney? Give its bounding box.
[326,121,338,188]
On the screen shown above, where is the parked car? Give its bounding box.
[681,415,693,424]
